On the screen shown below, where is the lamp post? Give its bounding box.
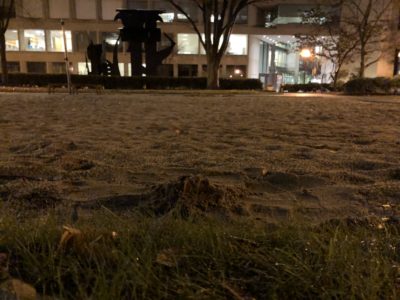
[61,19,72,94]
[300,48,313,84]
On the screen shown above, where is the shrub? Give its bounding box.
[4,74,262,90]
[282,83,333,93]
[344,77,394,95]
[220,78,262,90]
[391,76,400,88]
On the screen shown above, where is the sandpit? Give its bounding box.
[0,92,399,222]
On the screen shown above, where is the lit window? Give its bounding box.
[177,34,199,54]
[177,13,187,20]
[275,49,287,67]
[78,62,91,75]
[118,63,124,76]
[200,34,223,54]
[200,34,246,55]
[315,46,323,54]
[49,30,72,52]
[210,14,221,23]
[160,13,175,23]
[101,32,122,52]
[5,30,19,51]
[226,34,247,55]
[23,30,45,51]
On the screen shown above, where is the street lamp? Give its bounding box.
[299,48,313,84]
[61,19,72,94]
[300,48,312,58]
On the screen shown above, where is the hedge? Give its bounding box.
[4,74,262,90]
[344,77,399,95]
[282,83,333,93]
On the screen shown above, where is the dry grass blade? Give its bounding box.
[59,226,82,249]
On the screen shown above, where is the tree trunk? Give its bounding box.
[0,33,8,84]
[333,71,339,89]
[206,55,220,89]
[359,48,366,78]
[333,62,343,90]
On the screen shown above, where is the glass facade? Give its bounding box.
[275,49,287,68]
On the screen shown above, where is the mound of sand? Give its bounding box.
[75,176,248,219]
[142,175,247,218]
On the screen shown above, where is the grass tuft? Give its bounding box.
[0,210,399,299]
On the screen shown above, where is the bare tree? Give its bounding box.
[341,0,393,78]
[297,5,357,87]
[0,0,14,84]
[164,0,260,88]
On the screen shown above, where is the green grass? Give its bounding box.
[0,209,399,299]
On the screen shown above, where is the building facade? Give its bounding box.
[4,0,400,83]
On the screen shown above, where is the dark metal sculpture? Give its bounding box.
[114,9,175,77]
[86,39,121,76]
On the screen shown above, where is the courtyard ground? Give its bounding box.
[1,92,399,221]
[0,92,400,299]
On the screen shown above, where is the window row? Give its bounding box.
[6,30,248,56]
[6,30,72,52]
[20,0,117,21]
[6,61,247,78]
[177,34,248,55]
[5,30,122,53]
[20,0,249,23]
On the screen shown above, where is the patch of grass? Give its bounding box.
[0,210,399,299]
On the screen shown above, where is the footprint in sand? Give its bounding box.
[250,204,290,218]
[244,170,327,194]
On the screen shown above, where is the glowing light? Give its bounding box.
[300,48,312,58]
[234,69,242,75]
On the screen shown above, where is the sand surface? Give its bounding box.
[0,92,399,222]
